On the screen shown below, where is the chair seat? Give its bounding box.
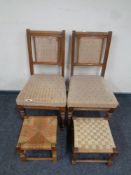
[74,117,116,153]
[17,116,57,150]
[68,75,118,108]
[16,74,66,107]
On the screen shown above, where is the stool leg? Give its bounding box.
[72,148,78,164]
[107,152,118,166]
[20,150,27,161]
[52,144,57,163]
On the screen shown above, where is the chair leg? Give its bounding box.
[68,108,73,126]
[65,107,68,126]
[60,110,65,128]
[107,112,112,120]
[105,108,115,120]
[52,144,57,163]
[17,106,26,119]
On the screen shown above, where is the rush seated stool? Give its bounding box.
[72,117,118,165]
[16,116,57,162]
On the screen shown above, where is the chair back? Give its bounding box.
[71,31,112,76]
[27,29,65,76]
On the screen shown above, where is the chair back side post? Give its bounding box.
[71,31,112,77]
[61,30,65,77]
[26,29,65,76]
[26,29,34,75]
[101,31,112,77]
[71,31,76,76]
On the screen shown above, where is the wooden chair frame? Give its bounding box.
[71,118,118,166]
[27,29,65,76]
[16,143,57,162]
[68,31,116,124]
[17,29,66,127]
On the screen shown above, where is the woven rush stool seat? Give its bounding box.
[16,116,57,161]
[72,117,118,165]
[68,75,118,108]
[16,74,66,107]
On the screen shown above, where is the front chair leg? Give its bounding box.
[68,109,73,126]
[60,110,65,128]
[105,109,115,120]
[17,106,26,119]
[104,112,112,120]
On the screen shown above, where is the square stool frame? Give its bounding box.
[71,117,118,166]
[16,143,57,162]
[16,116,57,162]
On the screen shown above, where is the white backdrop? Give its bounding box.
[0,0,131,92]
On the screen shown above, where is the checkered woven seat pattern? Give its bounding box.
[17,116,57,150]
[68,75,118,108]
[16,74,66,107]
[74,118,116,153]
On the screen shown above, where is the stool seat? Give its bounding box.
[74,117,116,153]
[72,117,118,165]
[17,116,57,150]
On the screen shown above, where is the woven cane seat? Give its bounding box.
[74,117,116,153]
[68,75,118,108]
[17,116,57,150]
[16,74,66,107]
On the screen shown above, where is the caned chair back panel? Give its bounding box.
[33,36,58,63]
[78,37,103,64]
[71,31,112,77]
[27,29,65,76]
